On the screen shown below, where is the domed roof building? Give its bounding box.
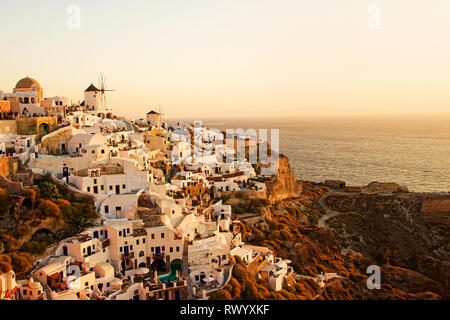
[13,76,43,101]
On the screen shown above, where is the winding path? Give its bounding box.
[316,191,358,228]
[317,193,342,228]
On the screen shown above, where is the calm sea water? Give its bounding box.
[178,115,450,193]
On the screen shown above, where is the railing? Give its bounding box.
[121,252,134,259]
[152,252,165,260]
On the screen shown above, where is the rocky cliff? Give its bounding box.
[264,154,302,203]
[325,192,449,298]
[240,180,448,300]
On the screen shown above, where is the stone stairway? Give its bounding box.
[182,240,189,280]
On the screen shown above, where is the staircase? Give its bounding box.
[182,240,189,280]
[33,275,51,300]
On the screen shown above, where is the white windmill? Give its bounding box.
[97,72,115,112]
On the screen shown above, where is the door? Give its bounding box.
[155,247,161,254]
[63,246,68,256]
[115,185,120,194]
[124,246,129,255]
[87,246,91,255]
[93,231,99,239]
[93,186,98,194]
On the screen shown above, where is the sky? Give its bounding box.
[0,0,449,119]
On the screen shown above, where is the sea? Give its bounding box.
[176,114,450,193]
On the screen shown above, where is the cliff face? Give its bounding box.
[241,181,448,300]
[265,154,302,203]
[326,193,449,298]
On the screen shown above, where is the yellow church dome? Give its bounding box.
[15,77,42,90]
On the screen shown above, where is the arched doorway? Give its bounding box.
[38,123,50,134]
[151,259,166,272]
[170,259,182,274]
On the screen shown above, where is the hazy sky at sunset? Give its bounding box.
[0,0,449,119]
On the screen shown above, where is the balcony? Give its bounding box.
[121,252,134,260]
[101,239,110,249]
[152,252,165,260]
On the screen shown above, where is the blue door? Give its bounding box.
[124,246,129,255]
[155,247,161,254]
[93,231,99,239]
[63,246,68,256]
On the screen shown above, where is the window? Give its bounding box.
[176,246,180,252]
[109,185,113,190]
[104,206,109,213]
[87,187,90,192]
[162,246,165,252]
[222,255,226,260]
[143,238,146,243]
[122,184,126,189]
[127,228,130,234]
[101,185,104,190]
[101,149,105,154]
[151,234,154,239]
[93,179,97,184]
[130,245,133,250]
[92,150,95,154]
[170,247,173,253]
[120,247,123,252]
[119,231,122,237]
[136,239,139,245]
[151,247,154,252]
[161,233,164,239]
[116,206,121,212]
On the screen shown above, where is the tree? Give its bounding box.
[36,200,62,219]
[38,181,61,199]
[8,252,33,275]
[0,254,12,273]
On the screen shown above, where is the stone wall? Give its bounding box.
[0,120,17,134]
[0,174,24,193]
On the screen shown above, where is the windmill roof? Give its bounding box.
[85,84,99,92]
[147,110,160,115]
